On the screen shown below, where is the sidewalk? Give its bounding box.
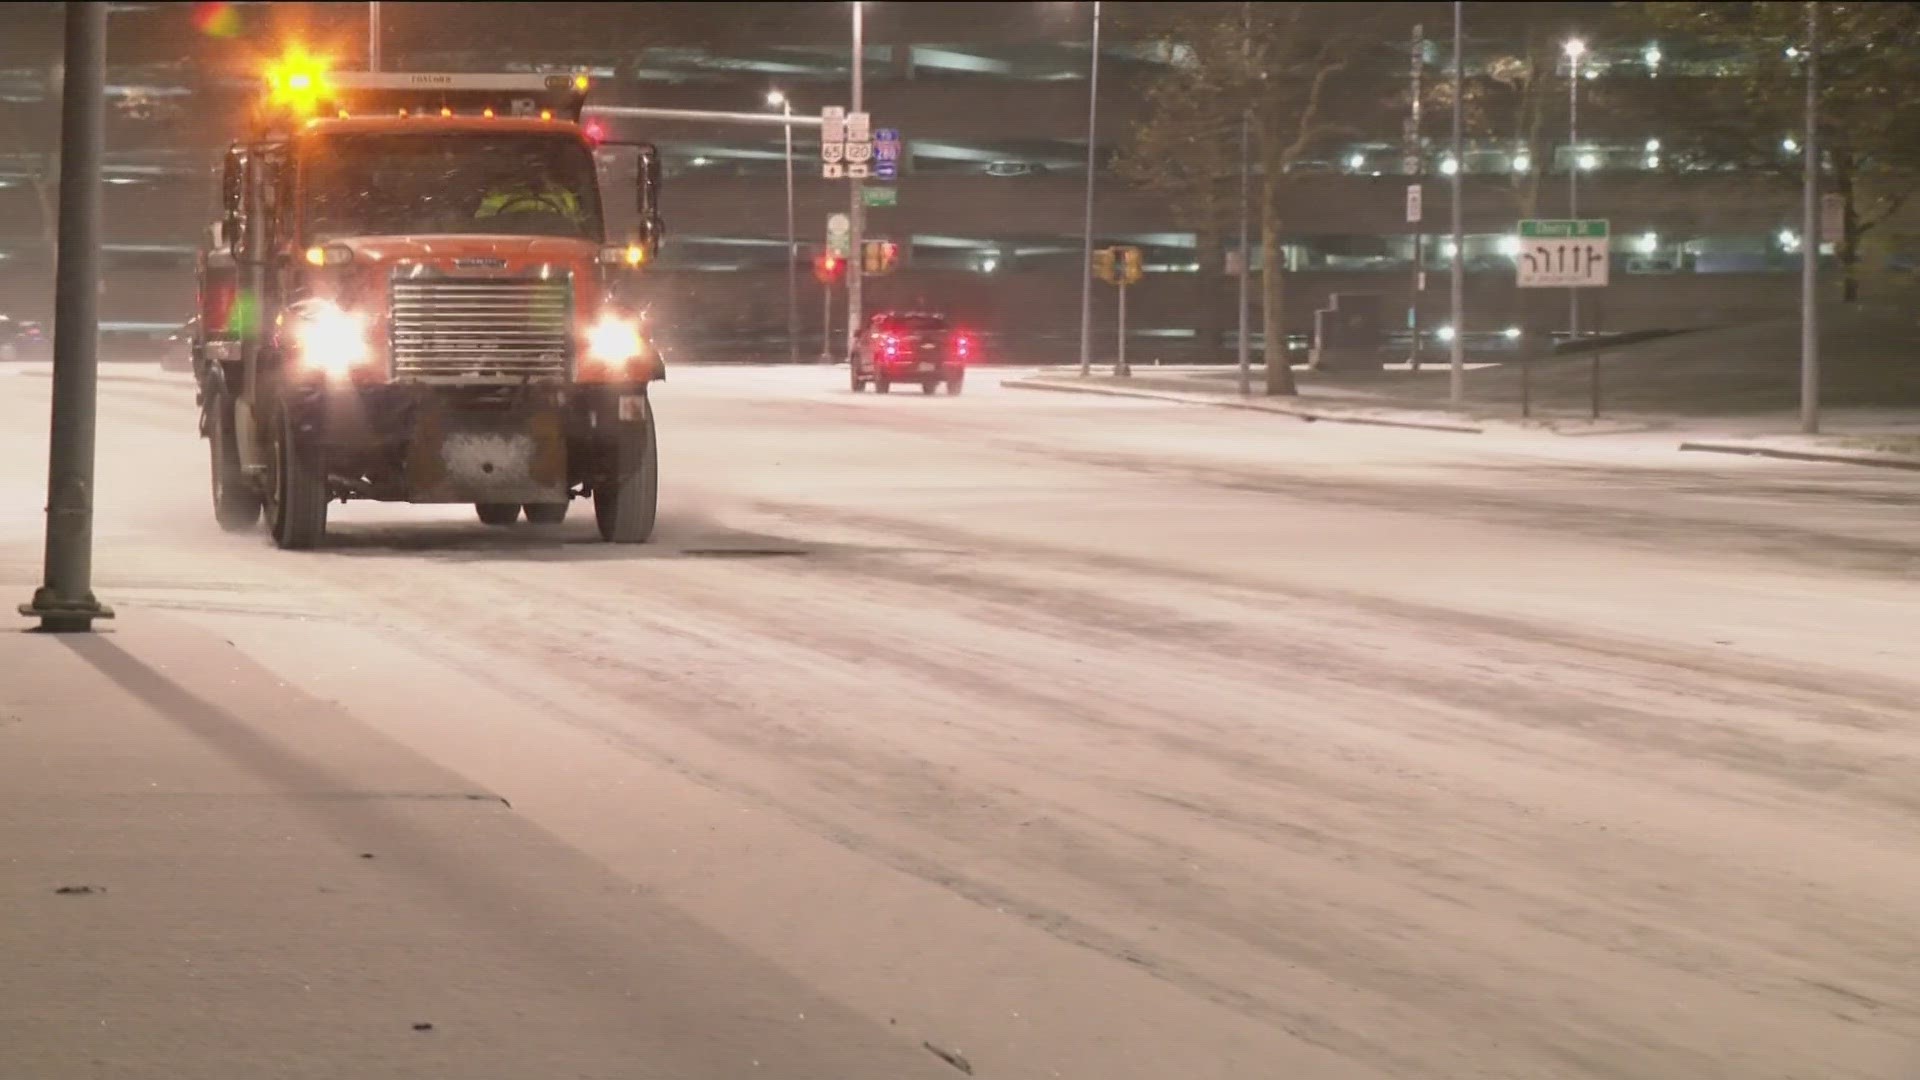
[1007,371,1920,470]
[0,615,950,1079]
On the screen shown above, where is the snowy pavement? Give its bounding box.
[4,363,1920,1079]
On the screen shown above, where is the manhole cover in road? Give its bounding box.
[679,548,808,559]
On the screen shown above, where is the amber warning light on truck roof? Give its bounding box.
[262,53,590,123]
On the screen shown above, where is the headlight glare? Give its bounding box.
[292,300,372,376]
[585,315,645,368]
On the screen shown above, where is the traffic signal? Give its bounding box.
[862,239,900,276]
[1119,246,1144,285]
[1092,247,1116,284]
[813,251,845,286]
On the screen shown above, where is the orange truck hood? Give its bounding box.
[329,234,601,270]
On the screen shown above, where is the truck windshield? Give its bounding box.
[301,131,604,242]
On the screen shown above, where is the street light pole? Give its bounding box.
[845,2,865,364]
[1801,0,1820,434]
[1565,38,1583,341]
[21,0,112,632]
[771,92,799,364]
[1449,0,1465,404]
[1235,1,1251,397]
[1077,0,1101,377]
[369,1,381,72]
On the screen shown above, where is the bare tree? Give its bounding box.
[1118,2,1382,395]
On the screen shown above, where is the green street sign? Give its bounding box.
[862,185,898,208]
[1519,219,1608,238]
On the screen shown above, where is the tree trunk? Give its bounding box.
[1833,152,1861,303]
[1193,229,1229,362]
[1259,175,1297,396]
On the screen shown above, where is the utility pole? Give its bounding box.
[772,93,799,363]
[1406,23,1425,369]
[1566,38,1584,341]
[1077,0,1102,377]
[368,1,381,72]
[845,2,865,363]
[1800,0,1820,433]
[21,1,113,633]
[1448,0,1465,404]
[1235,1,1251,397]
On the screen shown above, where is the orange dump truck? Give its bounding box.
[195,63,665,548]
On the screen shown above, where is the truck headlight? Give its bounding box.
[584,314,646,370]
[291,300,372,377]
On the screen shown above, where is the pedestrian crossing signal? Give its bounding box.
[1092,248,1116,284]
[1093,246,1143,286]
[862,239,900,276]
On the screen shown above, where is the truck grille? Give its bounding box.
[388,273,573,383]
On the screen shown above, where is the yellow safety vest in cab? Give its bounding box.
[474,182,583,225]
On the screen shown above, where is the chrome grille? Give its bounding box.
[388,274,572,383]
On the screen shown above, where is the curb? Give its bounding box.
[1678,441,1920,472]
[1002,378,1485,435]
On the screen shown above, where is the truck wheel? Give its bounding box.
[921,380,939,395]
[875,377,892,394]
[945,376,965,396]
[208,397,262,532]
[523,502,568,525]
[593,398,658,544]
[475,503,521,526]
[266,407,328,550]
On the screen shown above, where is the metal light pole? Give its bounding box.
[21,1,112,632]
[1565,37,1584,341]
[1448,0,1465,403]
[1406,23,1425,369]
[1800,1,1820,433]
[845,2,865,363]
[770,91,799,363]
[1235,2,1251,397]
[369,1,381,71]
[1077,0,1101,377]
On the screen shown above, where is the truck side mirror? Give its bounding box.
[637,143,660,219]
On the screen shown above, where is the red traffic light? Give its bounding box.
[813,251,845,286]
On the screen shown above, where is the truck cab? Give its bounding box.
[196,65,666,549]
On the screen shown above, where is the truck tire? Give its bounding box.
[593,398,658,544]
[208,397,262,532]
[267,406,329,550]
[875,376,892,394]
[849,364,867,392]
[475,503,520,526]
[523,502,568,525]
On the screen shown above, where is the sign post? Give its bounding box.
[1518,218,1610,418]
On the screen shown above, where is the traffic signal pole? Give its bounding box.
[21,1,113,633]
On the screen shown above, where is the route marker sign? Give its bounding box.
[1517,219,1609,288]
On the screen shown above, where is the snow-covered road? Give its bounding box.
[5,363,1919,1078]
